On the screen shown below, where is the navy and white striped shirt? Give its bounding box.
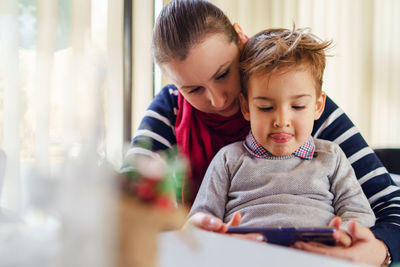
[126,84,400,261]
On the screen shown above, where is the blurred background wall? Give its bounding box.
[207,0,400,149]
[0,0,399,216]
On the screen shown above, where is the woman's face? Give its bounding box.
[162,33,241,117]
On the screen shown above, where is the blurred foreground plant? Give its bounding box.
[119,146,187,210]
[117,146,188,267]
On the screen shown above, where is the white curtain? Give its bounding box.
[0,0,127,265]
[0,0,124,212]
[0,0,21,212]
[212,0,400,148]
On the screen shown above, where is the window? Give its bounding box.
[0,0,125,211]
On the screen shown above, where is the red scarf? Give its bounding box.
[175,92,250,205]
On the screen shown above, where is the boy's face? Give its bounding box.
[240,66,326,156]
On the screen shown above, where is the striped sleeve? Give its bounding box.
[121,85,179,172]
[313,96,400,261]
[133,84,178,149]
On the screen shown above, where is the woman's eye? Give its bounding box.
[188,87,202,94]
[216,69,229,80]
[258,107,273,112]
[293,106,305,110]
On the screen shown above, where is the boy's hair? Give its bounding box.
[152,0,238,65]
[240,27,331,98]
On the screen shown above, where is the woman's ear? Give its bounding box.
[233,23,248,51]
[239,93,250,121]
[314,91,326,120]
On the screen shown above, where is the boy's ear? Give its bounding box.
[239,93,250,121]
[314,91,326,120]
[233,23,248,51]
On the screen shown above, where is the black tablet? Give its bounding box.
[227,226,336,246]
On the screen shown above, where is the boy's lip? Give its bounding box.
[269,132,293,143]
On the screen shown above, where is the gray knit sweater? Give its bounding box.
[189,139,375,230]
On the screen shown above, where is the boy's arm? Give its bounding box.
[329,144,376,231]
[188,149,231,221]
[313,96,400,261]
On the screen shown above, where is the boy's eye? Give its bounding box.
[258,107,273,112]
[188,87,202,94]
[293,106,305,110]
[216,69,229,80]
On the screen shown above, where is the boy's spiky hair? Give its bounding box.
[240,27,332,98]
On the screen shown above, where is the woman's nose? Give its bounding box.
[208,88,226,109]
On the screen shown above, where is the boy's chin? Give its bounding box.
[269,147,296,157]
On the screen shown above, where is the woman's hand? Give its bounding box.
[186,212,264,242]
[294,217,387,266]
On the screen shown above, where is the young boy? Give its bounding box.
[188,27,375,233]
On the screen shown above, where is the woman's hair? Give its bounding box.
[240,27,332,98]
[152,0,238,65]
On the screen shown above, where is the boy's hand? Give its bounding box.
[218,211,242,232]
[329,216,352,247]
[186,212,242,232]
[186,212,228,232]
[186,212,264,242]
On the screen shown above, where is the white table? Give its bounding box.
[157,228,372,267]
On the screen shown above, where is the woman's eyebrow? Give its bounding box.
[180,61,231,90]
[210,61,230,80]
[181,85,198,90]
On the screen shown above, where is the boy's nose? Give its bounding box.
[273,111,290,128]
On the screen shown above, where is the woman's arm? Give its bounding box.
[312,96,400,263]
[121,85,179,172]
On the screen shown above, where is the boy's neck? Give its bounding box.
[244,132,315,160]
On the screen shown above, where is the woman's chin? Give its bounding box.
[216,101,240,117]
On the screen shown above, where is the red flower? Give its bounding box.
[134,180,157,202]
[155,196,173,211]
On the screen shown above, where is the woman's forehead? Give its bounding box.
[162,34,239,87]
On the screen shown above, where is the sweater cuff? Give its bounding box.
[371,223,400,262]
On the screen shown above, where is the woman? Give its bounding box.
[124,0,399,265]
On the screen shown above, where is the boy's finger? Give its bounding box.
[333,230,352,247]
[228,233,265,242]
[227,212,242,227]
[328,216,342,229]
[187,212,224,231]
